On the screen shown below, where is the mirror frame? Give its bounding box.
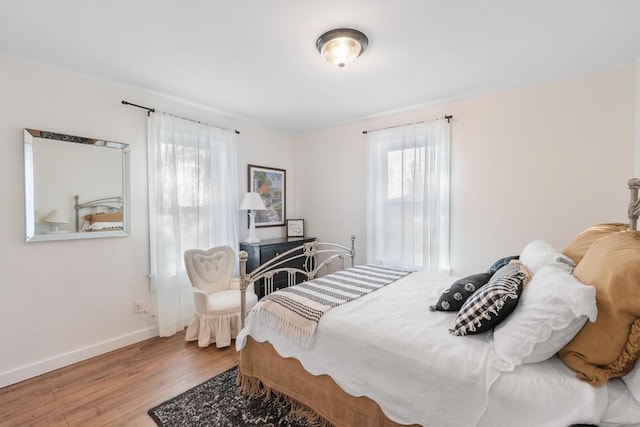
[24,128,130,242]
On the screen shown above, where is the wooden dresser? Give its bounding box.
[239,237,316,299]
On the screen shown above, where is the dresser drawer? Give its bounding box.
[260,246,285,262]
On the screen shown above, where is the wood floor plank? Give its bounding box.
[0,332,238,427]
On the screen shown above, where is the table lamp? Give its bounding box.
[239,192,266,243]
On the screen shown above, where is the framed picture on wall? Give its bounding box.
[248,164,286,227]
[286,219,304,237]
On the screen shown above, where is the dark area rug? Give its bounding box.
[148,366,310,427]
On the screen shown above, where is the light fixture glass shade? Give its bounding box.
[239,192,266,210]
[316,28,368,67]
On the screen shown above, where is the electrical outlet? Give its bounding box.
[134,300,144,313]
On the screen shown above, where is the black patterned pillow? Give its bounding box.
[429,273,492,312]
[450,261,532,336]
[487,255,519,274]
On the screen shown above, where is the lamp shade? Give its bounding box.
[316,28,368,67]
[43,209,69,224]
[240,192,266,210]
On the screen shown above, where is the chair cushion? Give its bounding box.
[206,289,258,316]
[185,246,235,293]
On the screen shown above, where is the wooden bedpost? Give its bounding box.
[239,250,248,328]
[629,178,640,231]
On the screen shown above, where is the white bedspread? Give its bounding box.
[237,271,640,427]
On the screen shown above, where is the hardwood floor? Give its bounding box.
[0,332,238,426]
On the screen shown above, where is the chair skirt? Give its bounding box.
[185,312,241,348]
[185,291,258,347]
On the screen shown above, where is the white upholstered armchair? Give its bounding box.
[184,245,258,348]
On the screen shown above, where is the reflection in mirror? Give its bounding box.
[24,128,130,242]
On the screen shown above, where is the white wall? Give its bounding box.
[0,54,294,387]
[636,60,640,177]
[295,64,637,276]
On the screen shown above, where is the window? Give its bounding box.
[148,113,239,336]
[366,120,450,272]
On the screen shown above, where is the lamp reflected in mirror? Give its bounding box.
[43,209,69,233]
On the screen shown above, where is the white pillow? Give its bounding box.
[88,221,123,230]
[520,240,575,273]
[492,264,597,369]
[623,365,640,405]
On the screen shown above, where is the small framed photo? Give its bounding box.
[248,164,286,227]
[287,219,304,238]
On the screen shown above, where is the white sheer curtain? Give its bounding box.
[366,119,450,272]
[148,113,239,337]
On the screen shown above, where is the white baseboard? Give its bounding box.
[0,326,159,388]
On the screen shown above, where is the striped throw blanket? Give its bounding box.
[250,264,414,348]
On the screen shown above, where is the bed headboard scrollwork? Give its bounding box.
[628,178,640,231]
[74,194,124,232]
[239,236,356,327]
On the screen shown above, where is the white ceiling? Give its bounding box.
[1,1,639,133]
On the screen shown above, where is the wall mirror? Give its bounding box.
[24,128,130,242]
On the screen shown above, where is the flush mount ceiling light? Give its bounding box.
[316,28,368,68]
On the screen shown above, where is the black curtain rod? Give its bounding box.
[362,115,453,135]
[121,100,240,134]
[121,100,155,116]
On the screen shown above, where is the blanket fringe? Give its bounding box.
[605,317,640,375]
[237,371,333,427]
[255,307,316,348]
[577,317,640,386]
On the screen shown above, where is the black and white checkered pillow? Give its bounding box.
[450,261,532,336]
[429,272,492,312]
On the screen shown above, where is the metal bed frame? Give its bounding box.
[239,236,355,327]
[73,194,123,232]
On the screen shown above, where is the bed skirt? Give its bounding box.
[237,337,418,427]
